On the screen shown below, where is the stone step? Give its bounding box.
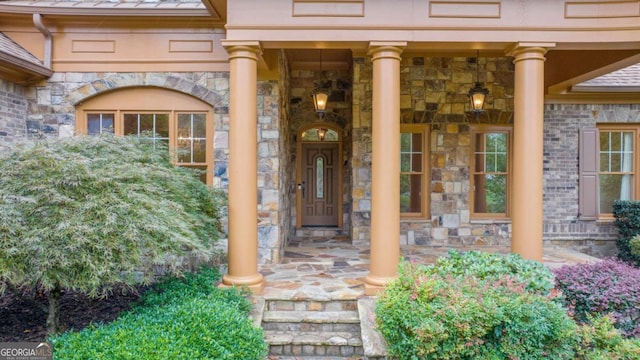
[266,331,364,358]
[262,299,365,359]
[293,229,349,238]
[263,321,361,333]
[266,299,358,312]
[263,310,360,324]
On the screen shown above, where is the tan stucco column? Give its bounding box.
[507,43,555,261]
[364,42,406,295]
[220,41,264,293]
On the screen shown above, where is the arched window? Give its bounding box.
[75,87,214,184]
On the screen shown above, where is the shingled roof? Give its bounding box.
[0,32,53,83]
[0,32,44,67]
[574,63,640,90]
[0,0,214,17]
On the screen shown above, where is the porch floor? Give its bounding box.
[258,236,600,301]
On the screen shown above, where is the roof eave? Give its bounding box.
[0,51,53,83]
[571,85,640,93]
[0,3,213,17]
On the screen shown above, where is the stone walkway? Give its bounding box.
[258,236,601,301]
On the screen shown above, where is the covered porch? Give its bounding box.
[219,0,640,295]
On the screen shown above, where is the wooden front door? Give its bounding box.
[301,143,340,226]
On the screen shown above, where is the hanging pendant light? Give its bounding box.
[468,50,489,116]
[312,49,329,117]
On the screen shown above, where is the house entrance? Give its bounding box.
[296,126,343,228]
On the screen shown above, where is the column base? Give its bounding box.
[511,244,543,262]
[219,273,265,295]
[363,274,396,296]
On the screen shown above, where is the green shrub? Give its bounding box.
[51,268,267,360]
[0,135,225,334]
[574,315,640,360]
[612,200,640,266]
[376,254,577,360]
[424,250,554,294]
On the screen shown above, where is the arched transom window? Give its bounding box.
[75,87,214,184]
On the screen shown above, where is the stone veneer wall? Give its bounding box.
[0,79,28,143]
[542,104,640,257]
[351,55,515,246]
[24,71,285,264]
[288,66,353,235]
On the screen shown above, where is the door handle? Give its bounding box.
[297,182,305,198]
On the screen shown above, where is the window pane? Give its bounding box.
[400,132,423,172]
[411,133,422,152]
[400,174,422,213]
[193,139,206,163]
[400,154,411,172]
[139,114,154,132]
[474,174,506,213]
[600,174,633,213]
[87,113,114,136]
[400,133,411,152]
[193,114,206,137]
[177,113,207,164]
[495,153,507,173]
[487,133,506,152]
[486,153,496,172]
[123,114,138,135]
[411,154,422,172]
[155,114,169,138]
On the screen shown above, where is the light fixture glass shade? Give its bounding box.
[312,91,329,115]
[468,82,489,113]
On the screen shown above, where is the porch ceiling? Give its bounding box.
[283,46,640,99]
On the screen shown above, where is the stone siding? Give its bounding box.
[23,71,286,264]
[288,65,353,236]
[351,55,515,246]
[0,79,28,143]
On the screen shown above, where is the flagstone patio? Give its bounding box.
[258,236,601,301]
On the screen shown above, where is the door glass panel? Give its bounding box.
[316,157,324,199]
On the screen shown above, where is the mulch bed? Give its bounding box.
[0,285,149,342]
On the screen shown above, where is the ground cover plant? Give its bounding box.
[51,267,267,360]
[554,259,640,338]
[375,250,640,360]
[0,135,224,334]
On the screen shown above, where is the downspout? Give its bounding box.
[33,13,52,68]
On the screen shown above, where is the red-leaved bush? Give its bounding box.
[554,259,640,338]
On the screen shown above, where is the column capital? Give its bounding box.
[367,41,406,60]
[506,42,556,62]
[222,40,262,60]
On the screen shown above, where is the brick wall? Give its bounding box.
[543,104,640,257]
[0,79,28,143]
